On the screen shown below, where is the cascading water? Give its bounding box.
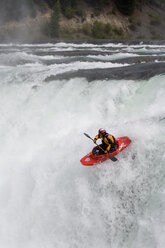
[0,42,165,248]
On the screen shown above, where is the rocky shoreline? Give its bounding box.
[1,39,165,45]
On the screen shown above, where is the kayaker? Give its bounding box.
[93,128,117,155]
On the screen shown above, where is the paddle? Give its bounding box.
[84,133,118,162]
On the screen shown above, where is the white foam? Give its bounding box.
[0,44,165,248]
[87,52,140,60]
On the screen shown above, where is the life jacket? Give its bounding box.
[95,132,116,152]
[102,133,116,151]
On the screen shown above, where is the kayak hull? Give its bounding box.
[80,136,131,166]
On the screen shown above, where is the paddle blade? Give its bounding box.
[108,153,118,162]
[84,133,93,140]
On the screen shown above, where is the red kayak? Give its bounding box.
[80,136,131,166]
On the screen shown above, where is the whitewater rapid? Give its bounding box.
[0,42,165,248]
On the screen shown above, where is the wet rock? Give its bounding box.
[45,62,165,82]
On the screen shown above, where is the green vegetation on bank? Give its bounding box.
[0,0,164,40]
[0,0,158,23]
[88,21,123,39]
[49,0,61,37]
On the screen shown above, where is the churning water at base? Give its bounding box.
[0,42,165,248]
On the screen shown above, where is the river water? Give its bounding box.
[0,41,165,248]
